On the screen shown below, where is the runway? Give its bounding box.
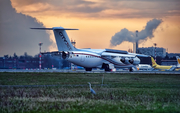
[0,69,180,74]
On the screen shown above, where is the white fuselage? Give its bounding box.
[67,49,138,68]
[68,51,103,68]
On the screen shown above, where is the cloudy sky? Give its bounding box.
[1,0,180,56]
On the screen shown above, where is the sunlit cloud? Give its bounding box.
[11,0,180,19]
[6,0,180,53]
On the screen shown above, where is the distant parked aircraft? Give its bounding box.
[137,64,153,71]
[151,57,179,71]
[175,56,180,71]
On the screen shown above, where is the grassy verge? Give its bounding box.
[0,72,180,113]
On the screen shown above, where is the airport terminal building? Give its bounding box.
[137,47,166,58]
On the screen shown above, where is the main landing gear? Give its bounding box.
[85,68,92,71]
[102,63,110,72]
[105,64,110,71]
[129,67,133,72]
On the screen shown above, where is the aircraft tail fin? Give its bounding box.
[151,57,158,67]
[31,27,78,51]
[176,56,180,67]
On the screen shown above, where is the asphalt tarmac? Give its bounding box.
[0,69,180,74]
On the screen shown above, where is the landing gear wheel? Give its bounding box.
[85,68,92,71]
[105,64,110,71]
[129,68,133,72]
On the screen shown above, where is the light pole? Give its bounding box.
[154,43,157,61]
[39,42,43,70]
[3,57,5,68]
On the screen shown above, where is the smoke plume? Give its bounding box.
[0,0,53,56]
[110,18,163,47]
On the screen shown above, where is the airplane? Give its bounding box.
[137,64,153,71]
[31,27,149,72]
[151,57,177,71]
[176,56,180,67]
[175,56,180,71]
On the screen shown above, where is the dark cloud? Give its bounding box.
[11,0,49,6]
[11,0,95,7]
[0,0,53,56]
[70,6,104,13]
[110,18,163,47]
[11,0,180,19]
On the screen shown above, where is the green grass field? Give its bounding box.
[0,72,180,113]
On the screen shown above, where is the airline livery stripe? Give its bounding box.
[73,53,132,66]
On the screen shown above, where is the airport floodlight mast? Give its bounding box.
[39,42,43,70]
[154,43,157,61]
[71,39,76,47]
[71,39,76,69]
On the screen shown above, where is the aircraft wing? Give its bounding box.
[102,49,149,57]
[101,52,136,57]
[168,66,176,71]
[128,53,150,57]
[41,51,61,55]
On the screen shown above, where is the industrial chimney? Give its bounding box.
[136,30,138,53]
[133,30,138,53]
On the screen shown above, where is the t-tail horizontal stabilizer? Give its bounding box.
[30,27,79,30]
[31,27,78,51]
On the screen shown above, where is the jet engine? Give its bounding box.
[62,51,69,59]
[120,57,131,64]
[120,57,125,63]
[129,57,140,65]
[120,57,140,65]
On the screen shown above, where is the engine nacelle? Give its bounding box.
[130,57,140,65]
[62,51,69,59]
[120,57,125,63]
[120,57,140,65]
[120,57,131,64]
